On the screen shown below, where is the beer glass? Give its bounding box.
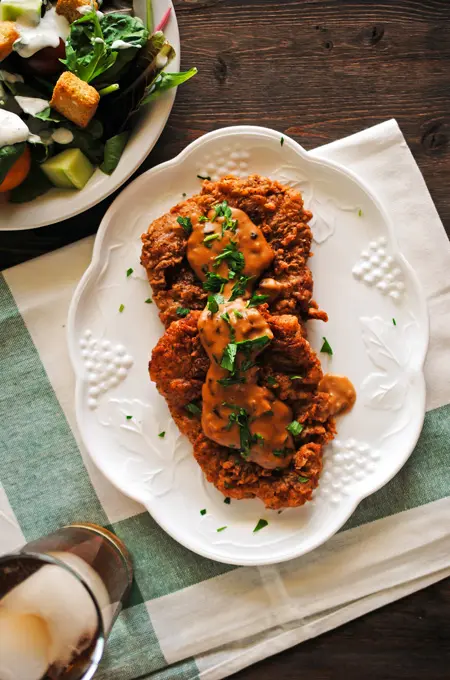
[0,523,133,680]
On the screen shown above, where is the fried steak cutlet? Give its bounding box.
[150,311,336,510]
[142,174,344,510]
[141,174,327,328]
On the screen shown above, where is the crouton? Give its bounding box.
[50,71,99,128]
[0,21,19,62]
[56,0,98,24]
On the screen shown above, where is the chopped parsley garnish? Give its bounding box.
[290,375,302,380]
[237,335,271,353]
[229,275,253,301]
[267,376,277,386]
[176,307,190,317]
[186,401,202,416]
[392,318,397,326]
[119,304,125,313]
[158,431,165,438]
[214,240,245,278]
[211,200,238,233]
[177,216,192,235]
[224,497,231,504]
[320,337,333,355]
[286,420,303,436]
[221,343,238,372]
[126,415,132,420]
[358,208,363,217]
[220,311,236,340]
[217,375,246,387]
[234,309,244,319]
[224,404,266,457]
[247,294,269,308]
[211,200,232,222]
[145,298,153,304]
[221,335,271,375]
[203,272,228,293]
[297,475,309,483]
[204,233,221,248]
[207,293,225,314]
[200,508,206,515]
[198,215,208,223]
[253,519,268,533]
[280,136,284,146]
[216,526,227,532]
[126,267,133,277]
[197,174,211,180]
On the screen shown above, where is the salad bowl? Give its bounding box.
[0,0,187,230]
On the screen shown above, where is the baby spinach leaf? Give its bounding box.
[100,131,129,174]
[0,143,25,184]
[140,67,197,105]
[93,13,149,87]
[102,31,174,135]
[9,161,52,203]
[61,11,118,83]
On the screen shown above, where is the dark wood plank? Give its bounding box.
[1,0,449,269]
[0,1,449,677]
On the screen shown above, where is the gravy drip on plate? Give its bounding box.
[318,374,357,415]
[187,207,294,470]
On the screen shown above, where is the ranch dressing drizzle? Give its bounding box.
[14,7,70,58]
[0,109,30,147]
[187,207,294,470]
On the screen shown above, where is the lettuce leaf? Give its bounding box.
[140,68,197,105]
[100,131,129,174]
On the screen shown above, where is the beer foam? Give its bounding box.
[0,553,110,677]
[0,611,50,680]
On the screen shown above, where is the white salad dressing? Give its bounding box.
[77,5,103,17]
[111,39,133,50]
[0,109,30,147]
[52,127,73,144]
[15,95,49,116]
[0,69,24,84]
[14,7,70,58]
[93,37,104,44]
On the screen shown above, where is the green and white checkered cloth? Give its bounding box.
[1,120,449,680]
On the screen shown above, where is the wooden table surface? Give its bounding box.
[1,0,449,677]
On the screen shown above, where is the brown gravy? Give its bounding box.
[319,374,357,416]
[189,207,294,469]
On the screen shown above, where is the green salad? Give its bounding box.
[0,0,196,202]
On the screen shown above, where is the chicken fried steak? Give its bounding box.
[143,175,355,510]
[141,174,327,328]
[150,311,336,509]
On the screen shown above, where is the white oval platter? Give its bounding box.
[68,125,429,566]
[0,0,179,231]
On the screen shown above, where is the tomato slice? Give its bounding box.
[0,145,31,192]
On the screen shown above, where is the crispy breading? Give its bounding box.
[0,21,19,62]
[56,0,98,23]
[141,175,328,328]
[150,312,336,509]
[50,72,99,128]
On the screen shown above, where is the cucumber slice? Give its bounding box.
[41,148,94,190]
[0,0,42,25]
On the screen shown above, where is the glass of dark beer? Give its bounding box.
[0,523,133,680]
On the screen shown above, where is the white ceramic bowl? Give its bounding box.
[0,0,179,231]
[68,126,429,566]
